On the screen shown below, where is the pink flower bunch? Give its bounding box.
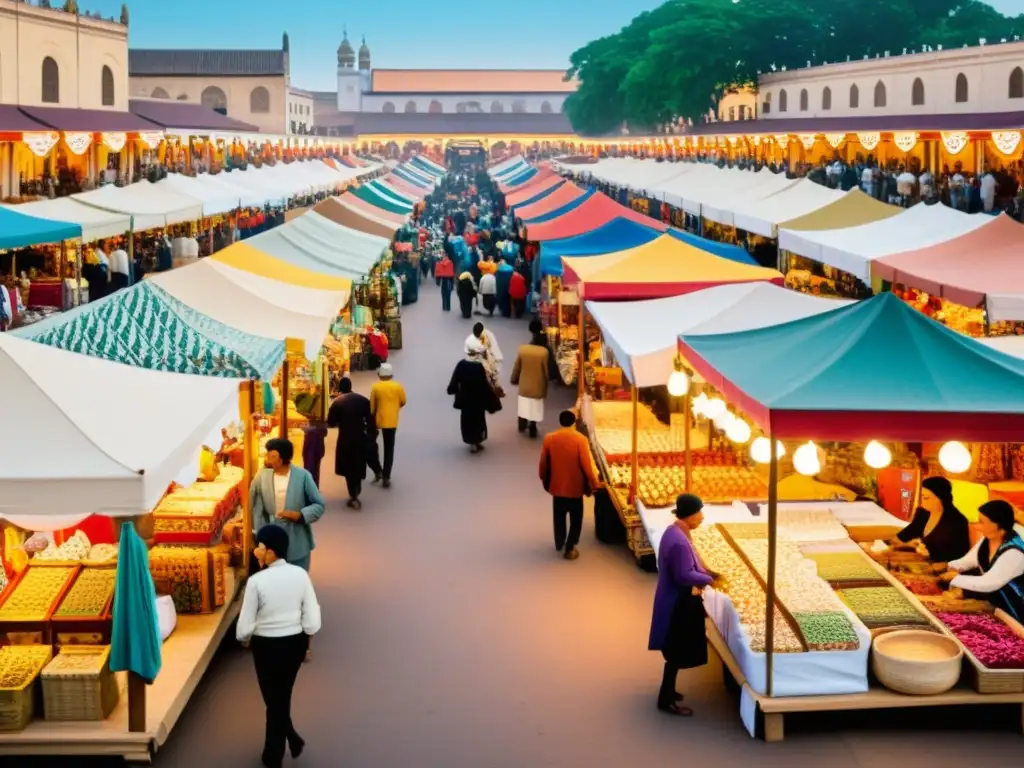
[936,612,1024,669]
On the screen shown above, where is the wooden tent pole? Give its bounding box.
[630,384,639,502]
[684,393,693,492]
[577,298,586,398]
[765,427,779,698]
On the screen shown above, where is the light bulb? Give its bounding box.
[726,418,751,444]
[667,369,690,397]
[691,392,710,418]
[750,437,786,464]
[713,411,735,430]
[704,397,727,420]
[938,441,972,474]
[863,440,892,470]
[793,441,821,476]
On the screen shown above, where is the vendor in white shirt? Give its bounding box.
[941,500,1024,623]
[237,524,321,768]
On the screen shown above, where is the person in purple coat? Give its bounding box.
[649,493,713,716]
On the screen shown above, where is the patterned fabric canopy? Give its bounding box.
[17,281,282,379]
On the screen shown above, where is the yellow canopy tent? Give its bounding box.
[778,189,900,232]
[211,242,353,292]
[561,234,783,300]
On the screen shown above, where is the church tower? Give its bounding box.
[336,28,362,112]
[358,36,372,96]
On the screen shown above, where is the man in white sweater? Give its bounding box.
[237,525,321,768]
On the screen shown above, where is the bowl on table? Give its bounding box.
[872,629,962,695]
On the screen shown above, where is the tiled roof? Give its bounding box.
[129,49,287,77]
[315,111,576,136]
[371,70,575,94]
[18,106,159,132]
[129,100,259,132]
[688,111,1024,135]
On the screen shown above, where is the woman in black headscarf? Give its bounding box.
[456,272,477,319]
[890,476,971,564]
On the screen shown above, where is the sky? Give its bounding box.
[88,0,1024,91]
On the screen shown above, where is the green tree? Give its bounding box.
[565,0,1020,135]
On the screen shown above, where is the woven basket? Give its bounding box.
[0,646,53,732]
[872,629,962,695]
[41,646,119,721]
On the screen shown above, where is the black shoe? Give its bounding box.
[289,734,305,759]
[261,754,282,768]
[371,474,383,485]
[382,478,391,488]
[564,548,580,561]
[518,418,528,433]
[528,423,538,438]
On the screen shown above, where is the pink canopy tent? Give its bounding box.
[338,193,408,225]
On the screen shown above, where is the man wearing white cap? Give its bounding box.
[369,363,407,488]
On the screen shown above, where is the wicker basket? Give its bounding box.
[41,646,119,721]
[872,629,962,695]
[0,645,53,732]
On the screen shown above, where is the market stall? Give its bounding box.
[513,182,584,220]
[208,243,354,291]
[650,292,1024,738]
[73,181,204,231]
[525,192,669,242]
[350,184,413,216]
[0,332,248,760]
[4,199,131,244]
[506,176,566,209]
[313,197,398,240]
[339,192,409,226]
[244,212,388,279]
[732,179,848,239]
[392,165,432,190]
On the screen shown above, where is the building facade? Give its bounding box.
[0,0,129,110]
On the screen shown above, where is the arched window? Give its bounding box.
[912,78,925,106]
[778,89,788,113]
[849,84,859,108]
[41,56,59,104]
[511,99,527,113]
[404,100,417,113]
[429,100,443,114]
[540,100,552,114]
[799,89,808,112]
[874,80,886,108]
[762,91,771,115]
[1011,67,1024,99]
[822,86,832,111]
[464,101,482,113]
[151,87,170,99]
[956,73,969,103]
[101,65,115,106]
[250,86,270,114]
[201,85,228,114]
[381,101,395,113]
[176,93,189,101]
[490,100,504,113]
[456,102,467,114]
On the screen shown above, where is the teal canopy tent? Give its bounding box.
[350,185,412,215]
[0,205,82,249]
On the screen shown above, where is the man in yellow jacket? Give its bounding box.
[369,363,407,488]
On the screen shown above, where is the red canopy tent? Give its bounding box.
[506,174,565,208]
[526,192,668,242]
[515,183,585,220]
[500,164,555,194]
[384,174,427,199]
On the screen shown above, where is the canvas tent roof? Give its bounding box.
[367,179,416,207]
[677,292,1024,442]
[0,204,82,249]
[210,243,354,290]
[562,233,782,300]
[156,173,240,217]
[688,168,798,224]
[732,179,848,238]
[778,188,903,231]
[314,197,397,239]
[394,164,433,187]
[506,175,564,208]
[244,213,384,279]
[2,199,128,243]
[410,155,446,176]
[383,175,426,199]
[777,203,995,282]
[499,166,540,192]
[525,188,596,224]
[340,192,408,224]
[73,180,203,229]
[0,333,241,523]
[14,280,283,379]
[526,192,669,242]
[872,215,1024,321]
[490,156,527,177]
[351,185,413,215]
[515,182,585,219]
[148,258,346,356]
[588,283,850,387]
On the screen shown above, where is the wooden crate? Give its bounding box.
[959,610,1024,694]
[0,645,53,732]
[0,566,79,647]
[41,646,119,721]
[50,567,116,649]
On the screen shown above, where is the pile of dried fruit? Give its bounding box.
[793,611,860,651]
[54,568,116,618]
[936,611,1024,669]
[0,567,76,621]
[0,645,52,689]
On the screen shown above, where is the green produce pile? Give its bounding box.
[793,611,860,651]
[837,586,930,627]
[807,552,886,584]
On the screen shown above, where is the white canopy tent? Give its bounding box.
[334,194,406,229]
[568,158,693,192]
[288,210,389,264]
[148,258,345,356]
[0,333,240,526]
[73,180,204,229]
[684,168,796,222]
[195,170,270,209]
[203,259,350,318]
[232,167,288,206]
[731,179,847,237]
[396,163,435,188]
[651,164,728,210]
[245,211,387,279]
[778,203,996,283]
[157,173,240,217]
[587,283,851,387]
[490,155,527,178]
[3,198,131,241]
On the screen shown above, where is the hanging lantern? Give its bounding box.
[992,131,1022,156]
[102,132,127,152]
[893,132,918,153]
[713,411,736,431]
[942,132,969,155]
[798,134,817,150]
[793,441,822,476]
[23,131,60,157]
[825,133,845,149]
[857,132,881,150]
[667,364,690,397]
[750,437,786,464]
[863,441,893,469]
[704,397,727,421]
[938,441,972,474]
[725,418,752,444]
[775,134,790,150]
[691,392,710,418]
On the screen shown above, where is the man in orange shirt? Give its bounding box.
[538,410,601,560]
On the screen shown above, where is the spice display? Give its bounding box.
[0,567,77,621]
[53,568,116,618]
[732,539,850,616]
[935,612,1024,669]
[609,463,765,507]
[892,574,943,597]
[807,552,886,584]
[0,645,53,689]
[837,587,929,628]
[793,611,860,651]
[32,531,91,563]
